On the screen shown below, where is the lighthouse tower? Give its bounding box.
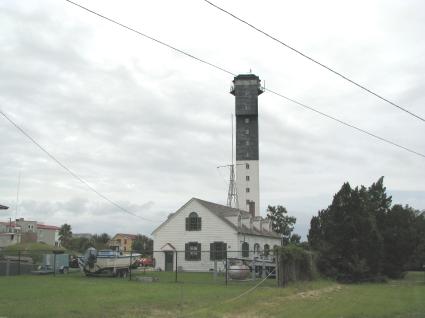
[231,74,263,216]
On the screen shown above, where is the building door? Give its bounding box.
[164,251,174,272]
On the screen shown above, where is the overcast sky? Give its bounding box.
[1,0,424,238]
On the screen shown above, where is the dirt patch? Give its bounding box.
[293,285,343,300]
[223,312,262,318]
[220,285,344,318]
[261,284,344,307]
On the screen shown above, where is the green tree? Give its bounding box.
[308,180,384,281]
[308,177,425,282]
[290,234,301,244]
[409,210,425,270]
[380,204,418,278]
[307,215,322,250]
[91,233,111,250]
[68,237,91,253]
[59,223,73,248]
[132,234,153,256]
[266,205,296,245]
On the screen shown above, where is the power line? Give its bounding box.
[202,0,425,123]
[65,0,235,77]
[64,0,425,160]
[265,89,425,159]
[0,109,157,223]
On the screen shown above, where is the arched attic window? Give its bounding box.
[186,212,202,231]
[242,242,249,257]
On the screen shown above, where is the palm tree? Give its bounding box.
[59,223,72,248]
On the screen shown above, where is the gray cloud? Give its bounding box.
[1,0,425,239]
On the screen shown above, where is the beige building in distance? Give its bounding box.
[109,233,137,252]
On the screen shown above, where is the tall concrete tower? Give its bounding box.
[230,74,264,216]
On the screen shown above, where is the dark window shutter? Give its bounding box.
[223,243,227,259]
[185,243,189,260]
[185,218,189,231]
[210,243,214,260]
[242,242,249,257]
[198,218,202,230]
[197,243,201,260]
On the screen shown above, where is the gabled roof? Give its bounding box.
[195,198,251,232]
[195,199,251,218]
[160,243,176,251]
[112,233,138,240]
[152,198,281,239]
[151,198,240,235]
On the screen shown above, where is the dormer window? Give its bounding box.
[185,212,202,231]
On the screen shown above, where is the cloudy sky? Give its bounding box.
[1,0,424,238]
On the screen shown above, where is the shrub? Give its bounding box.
[277,244,317,286]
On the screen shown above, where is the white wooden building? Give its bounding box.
[152,198,281,272]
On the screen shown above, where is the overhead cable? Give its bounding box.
[64,0,425,160]
[202,0,425,123]
[0,109,158,222]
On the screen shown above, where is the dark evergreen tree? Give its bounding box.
[409,210,425,270]
[381,205,418,278]
[308,177,424,282]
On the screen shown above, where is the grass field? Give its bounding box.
[0,271,424,318]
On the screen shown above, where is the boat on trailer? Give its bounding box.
[79,247,140,277]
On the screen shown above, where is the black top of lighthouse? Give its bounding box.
[231,74,262,161]
[230,74,263,116]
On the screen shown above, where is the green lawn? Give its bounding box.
[0,271,424,318]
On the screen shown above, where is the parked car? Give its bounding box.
[136,257,154,267]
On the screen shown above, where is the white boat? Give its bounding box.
[80,247,140,277]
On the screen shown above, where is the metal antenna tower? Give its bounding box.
[218,114,239,208]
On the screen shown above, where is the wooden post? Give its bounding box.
[175,251,178,283]
[129,250,132,281]
[17,250,21,275]
[5,258,10,276]
[53,253,56,276]
[251,254,256,281]
[225,256,228,287]
[276,255,279,287]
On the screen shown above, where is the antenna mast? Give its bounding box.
[226,114,239,208]
[217,115,240,208]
